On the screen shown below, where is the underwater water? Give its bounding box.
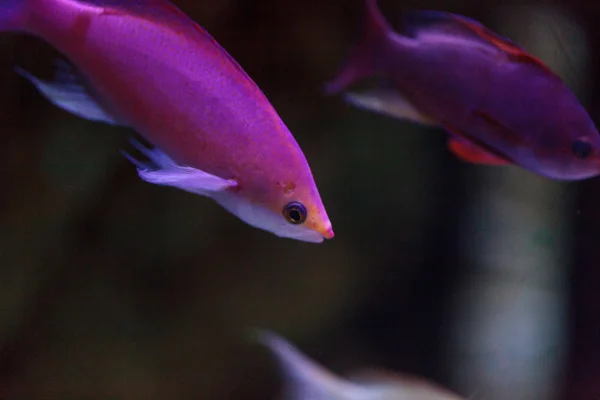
[0,0,598,399]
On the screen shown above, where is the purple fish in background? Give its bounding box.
[255,329,467,400]
[325,0,600,180]
[0,0,334,242]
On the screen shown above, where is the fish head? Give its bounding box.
[213,168,334,243]
[274,178,335,242]
[529,117,600,180]
[566,134,600,178]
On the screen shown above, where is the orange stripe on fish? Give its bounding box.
[401,10,557,75]
[449,14,556,75]
[447,136,510,165]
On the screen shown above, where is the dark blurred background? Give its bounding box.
[0,0,599,399]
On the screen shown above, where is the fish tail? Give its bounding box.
[0,0,32,32]
[323,0,394,95]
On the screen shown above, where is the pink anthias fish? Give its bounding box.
[325,0,600,181]
[1,0,334,243]
[255,329,467,400]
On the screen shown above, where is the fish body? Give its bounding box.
[3,0,333,242]
[326,0,600,180]
[254,329,466,400]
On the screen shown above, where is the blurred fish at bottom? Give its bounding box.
[255,330,466,400]
[325,0,600,181]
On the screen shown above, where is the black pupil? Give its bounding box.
[284,202,306,224]
[289,209,301,221]
[572,140,592,159]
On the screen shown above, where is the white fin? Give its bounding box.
[253,329,467,400]
[16,60,120,125]
[348,369,466,399]
[122,138,237,195]
[253,329,374,400]
[344,88,438,125]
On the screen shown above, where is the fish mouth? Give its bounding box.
[285,231,325,243]
[287,222,333,243]
[316,222,335,240]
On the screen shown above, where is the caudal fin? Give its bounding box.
[0,0,30,32]
[323,0,393,95]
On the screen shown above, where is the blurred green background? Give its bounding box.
[0,0,599,399]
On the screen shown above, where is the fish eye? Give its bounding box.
[572,139,593,159]
[283,202,307,224]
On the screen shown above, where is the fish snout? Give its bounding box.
[317,222,335,240]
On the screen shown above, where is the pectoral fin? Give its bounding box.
[447,136,511,165]
[443,121,513,165]
[123,139,237,195]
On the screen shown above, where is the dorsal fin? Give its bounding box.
[89,0,255,84]
[402,11,518,46]
[402,10,556,74]
[82,0,183,21]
